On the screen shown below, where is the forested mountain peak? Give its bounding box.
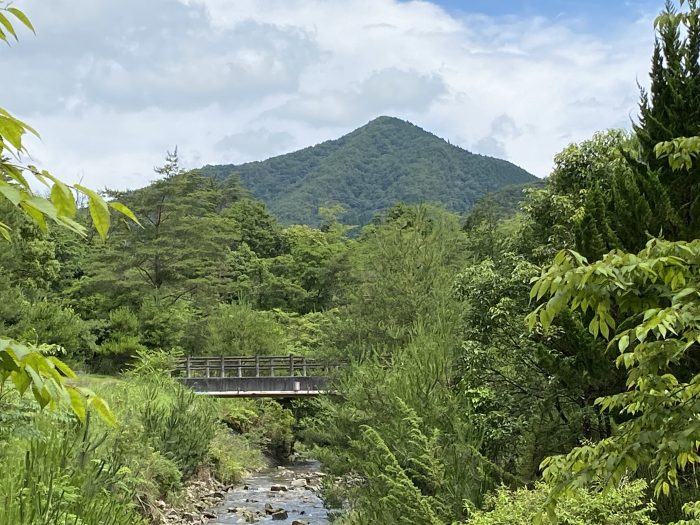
[343,115,441,142]
[200,116,536,226]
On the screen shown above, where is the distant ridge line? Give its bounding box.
[199,115,537,226]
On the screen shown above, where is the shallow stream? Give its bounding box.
[205,460,330,524]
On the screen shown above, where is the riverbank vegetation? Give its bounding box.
[3,0,700,523]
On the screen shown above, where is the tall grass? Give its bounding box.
[0,362,270,524]
[0,412,143,525]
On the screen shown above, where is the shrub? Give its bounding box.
[140,385,218,479]
[91,373,216,509]
[209,425,266,484]
[138,297,194,351]
[135,449,183,501]
[214,398,259,433]
[3,298,96,365]
[467,480,658,525]
[247,400,296,460]
[0,413,144,525]
[202,302,286,356]
[93,307,147,373]
[127,347,183,378]
[214,398,296,461]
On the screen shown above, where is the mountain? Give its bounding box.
[199,116,537,226]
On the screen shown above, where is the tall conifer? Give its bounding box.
[576,185,620,260]
[628,0,700,240]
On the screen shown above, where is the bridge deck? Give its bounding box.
[173,356,339,397]
[194,390,327,398]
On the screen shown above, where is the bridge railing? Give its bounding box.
[173,356,342,379]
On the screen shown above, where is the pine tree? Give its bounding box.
[576,185,620,260]
[630,0,700,240]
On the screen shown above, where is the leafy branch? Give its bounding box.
[0,3,138,425]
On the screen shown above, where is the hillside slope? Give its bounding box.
[200,116,537,225]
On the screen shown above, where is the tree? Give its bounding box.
[520,130,655,262]
[223,198,286,258]
[575,185,620,260]
[454,251,625,481]
[529,0,700,255]
[523,4,700,519]
[627,0,700,240]
[528,239,700,520]
[78,153,241,312]
[306,206,508,523]
[338,205,466,352]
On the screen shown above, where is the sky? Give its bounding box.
[4,0,664,189]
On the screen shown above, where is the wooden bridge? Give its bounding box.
[173,356,340,398]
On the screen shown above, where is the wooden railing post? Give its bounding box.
[220,356,225,378]
[302,357,307,377]
[270,358,274,377]
[206,359,210,378]
[289,354,294,376]
[255,355,260,377]
[237,358,242,378]
[186,356,191,378]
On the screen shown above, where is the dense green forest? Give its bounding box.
[2,1,700,524]
[199,116,537,226]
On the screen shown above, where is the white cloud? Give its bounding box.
[271,68,447,126]
[4,0,656,190]
[214,128,295,160]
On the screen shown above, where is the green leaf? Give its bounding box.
[75,184,110,239]
[618,334,630,352]
[26,195,58,219]
[55,215,87,236]
[68,388,87,423]
[526,311,538,331]
[674,287,697,302]
[88,395,117,427]
[20,196,59,231]
[19,200,48,232]
[109,201,141,226]
[0,13,17,40]
[0,350,20,372]
[7,7,35,33]
[48,356,77,379]
[50,180,77,217]
[600,317,610,339]
[0,115,24,150]
[31,384,50,408]
[540,307,552,331]
[0,183,21,205]
[3,163,31,188]
[11,369,30,395]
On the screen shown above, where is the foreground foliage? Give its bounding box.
[529,239,700,514]
[468,480,657,525]
[0,364,275,524]
[3,0,700,524]
[0,1,138,425]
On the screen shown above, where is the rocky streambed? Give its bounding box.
[205,460,329,524]
[154,460,330,525]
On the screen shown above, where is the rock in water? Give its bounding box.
[271,509,288,520]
